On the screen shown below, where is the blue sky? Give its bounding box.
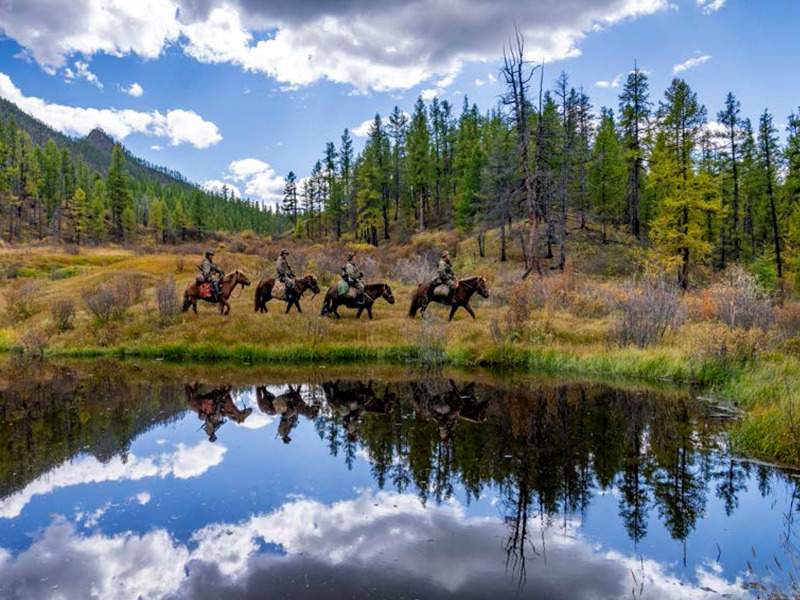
[0,0,797,206]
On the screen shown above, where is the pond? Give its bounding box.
[0,360,797,599]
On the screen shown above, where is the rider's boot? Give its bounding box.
[213,281,220,302]
[356,291,365,306]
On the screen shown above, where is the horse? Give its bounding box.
[254,273,321,314]
[320,283,395,320]
[182,269,251,315]
[185,383,253,442]
[408,276,489,321]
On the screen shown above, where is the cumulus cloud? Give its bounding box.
[210,158,286,205]
[673,54,712,74]
[352,111,410,137]
[0,72,220,148]
[0,0,674,92]
[595,73,621,88]
[203,179,242,198]
[64,60,103,88]
[0,491,753,600]
[123,82,144,97]
[697,0,726,13]
[0,440,226,519]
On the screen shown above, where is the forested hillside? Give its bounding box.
[0,97,286,244]
[287,57,800,288]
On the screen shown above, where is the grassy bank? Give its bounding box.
[0,244,799,465]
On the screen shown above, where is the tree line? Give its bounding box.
[286,45,800,288]
[0,117,286,244]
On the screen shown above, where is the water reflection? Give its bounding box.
[0,363,797,599]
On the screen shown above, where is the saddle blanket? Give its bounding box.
[433,284,450,297]
[198,283,212,299]
[274,280,296,300]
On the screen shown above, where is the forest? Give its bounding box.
[0,98,286,244]
[287,54,800,289]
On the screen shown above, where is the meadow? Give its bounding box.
[0,229,799,466]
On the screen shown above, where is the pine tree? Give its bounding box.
[107,144,132,239]
[72,187,88,244]
[282,171,298,226]
[406,97,431,230]
[590,108,626,244]
[757,109,784,279]
[90,178,107,243]
[717,92,744,261]
[618,65,651,239]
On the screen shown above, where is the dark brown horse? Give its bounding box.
[320,283,395,320]
[182,269,251,315]
[254,273,321,314]
[185,383,253,442]
[408,275,489,321]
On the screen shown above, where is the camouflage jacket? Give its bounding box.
[344,261,361,283]
[201,257,222,279]
[436,259,456,285]
[276,256,294,280]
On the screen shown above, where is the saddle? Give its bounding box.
[432,284,450,297]
[274,279,295,300]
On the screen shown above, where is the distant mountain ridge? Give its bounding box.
[0,96,197,190]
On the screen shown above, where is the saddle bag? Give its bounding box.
[337,279,349,296]
[199,283,212,299]
[433,284,450,297]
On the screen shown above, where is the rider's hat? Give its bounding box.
[205,250,215,257]
[441,250,450,258]
[348,252,356,260]
[280,248,289,255]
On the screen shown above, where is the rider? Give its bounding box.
[432,250,458,305]
[343,252,365,305]
[200,251,223,301]
[276,248,295,302]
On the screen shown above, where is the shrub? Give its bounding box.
[82,275,142,325]
[5,282,39,322]
[155,277,180,324]
[391,253,437,285]
[612,277,684,348]
[49,298,75,331]
[709,266,774,331]
[19,326,48,357]
[504,282,533,342]
[175,255,186,273]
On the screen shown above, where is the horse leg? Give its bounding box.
[448,305,458,321]
[355,306,363,319]
[192,299,198,314]
[463,303,476,319]
[284,301,292,314]
[295,300,302,314]
[367,305,374,320]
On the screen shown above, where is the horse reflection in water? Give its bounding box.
[322,381,398,442]
[256,385,320,444]
[185,383,253,442]
[410,380,487,445]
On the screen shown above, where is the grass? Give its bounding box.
[0,243,799,466]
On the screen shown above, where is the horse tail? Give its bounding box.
[320,295,329,316]
[254,285,261,312]
[408,292,419,318]
[181,289,192,312]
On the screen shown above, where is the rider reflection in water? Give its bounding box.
[185,383,252,442]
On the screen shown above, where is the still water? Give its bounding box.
[0,360,798,599]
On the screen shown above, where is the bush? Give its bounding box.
[391,253,438,285]
[710,266,773,331]
[5,282,39,322]
[49,298,75,331]
[19,326,48,357]
[612,277,684,348]
[83,275,142,325]
[155,277,180,324]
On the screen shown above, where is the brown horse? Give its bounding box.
[320,283,395,320]
[254,273,321,314]
[185,383,253,442]
[408,275,489,321]
[182,269,251,315]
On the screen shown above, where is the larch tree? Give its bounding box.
[618,65,651,240]
[590,108,626,244]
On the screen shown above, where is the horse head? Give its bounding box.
[383,284,396,304]
[476,276,489,298]
[305,273,321,296]
[234,269,251,286]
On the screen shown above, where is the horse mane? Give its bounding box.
[460,275,483,283]
[302,272,316,281]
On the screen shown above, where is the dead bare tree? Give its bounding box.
[501,27,541,278]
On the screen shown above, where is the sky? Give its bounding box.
[0,0,798,207]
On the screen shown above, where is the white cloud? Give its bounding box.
[673,54,712,74]
[123,82,144,97]
[595,73,621,88]
[0,491,755,600]
[697,0,726,13]
[203,179,242,198]
[150,144,163,150]
[487,73,497,84]
[0,0,674,93]
[420,88,441,101]
[352,112,411,137]
[473,78,485,87]
[64,60,103,88]
[228,158,270,181]
[0,72,221,148]
[0,440,226,520]
[135,492,152,505]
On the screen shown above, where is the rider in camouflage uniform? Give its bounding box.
[276,248,295,301]
[432,250,457,305]
[343,252,365,305]
[200,251,223,300]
